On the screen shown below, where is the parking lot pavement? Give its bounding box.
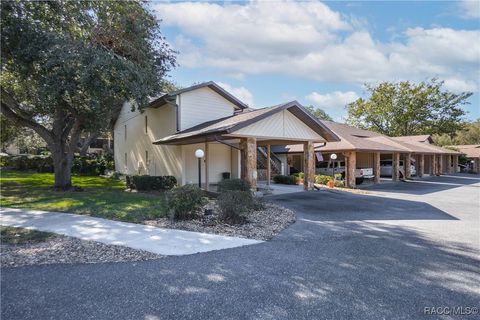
[1,174,479,320]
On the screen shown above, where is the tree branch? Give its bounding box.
[0,88,55,146]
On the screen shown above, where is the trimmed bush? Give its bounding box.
[334,180,345,188]
[0,153,12,168]
[217,178,250,192]
[72,154,114,176]
[167,184,208,220]
[217,190,254,224]
[314,175,333,185]
[273,175,296,185]
[8,154,53,172]
[126,175,177,191]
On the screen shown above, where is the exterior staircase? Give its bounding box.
[257,147,282,180]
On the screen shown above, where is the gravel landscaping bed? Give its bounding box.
[1,234,162,268]
[146,202,295,240]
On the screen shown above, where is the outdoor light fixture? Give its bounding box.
[330,153,337,178]
[195,149,204,188]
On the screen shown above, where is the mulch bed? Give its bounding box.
[1,235,162,268]
[146,202,296,241]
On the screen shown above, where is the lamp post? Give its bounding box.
[195,149,204,188]
[330,153,337,179]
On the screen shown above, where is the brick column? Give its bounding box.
[240,137,257,190]
[266,144,271,185]
[373,152,380,184]
[392,152,400,181]
[404,153,412,180]
[418,154,425,178]
[438,154,443,175]
[432,154,437,176]
[453,155,458,173]
[303,141,315,191]
[345,151,356,188]
[446,155,452,174]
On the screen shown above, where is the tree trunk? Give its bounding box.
[51,150,74,190]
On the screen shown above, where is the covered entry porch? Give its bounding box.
[153,101,339,191]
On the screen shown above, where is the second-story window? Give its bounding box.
[124,124,127,141]
[145,116,148,134]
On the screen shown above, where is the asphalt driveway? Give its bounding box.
[2,174,479,320]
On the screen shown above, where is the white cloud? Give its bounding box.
[217,82,254,106]
[306,91,359,109]
[155,1,480,92]
[458,0,480,19]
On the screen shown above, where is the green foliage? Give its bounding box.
[0,153,11,167]
[72,154,114,176]
[273,175,297,185]
[217,178,251,193]
[304,105,333,121]
[6,154,53,172]
[1,1,176,188]
[346,79,470,137]
[126,175,177,191]
[217,190,254,224]
[314,175,333,185]
[0,115,18,151]
[334,173,343,180]
[334,180,345,188]
[166,185,207,220]
[0,170,167,223]
[433,119,480,146]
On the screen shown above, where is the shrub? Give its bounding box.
[273,175,296,185]
[0,153,12,168]
[72,154,114,176]
[314,175,333,185]
[8,154,53,172]
[126,175,177,191]
[166,184,208,220]
[217,178,250,192]
[334,173,343,181]
[334,180,345,188]
[217,190,254,224]
[293,172,305,179]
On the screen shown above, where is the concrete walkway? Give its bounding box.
[0,208,262,255]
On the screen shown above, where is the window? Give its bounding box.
[145,116,148,134]
[124,153,127,168]
[124,124,127,141]
[145,150,149,165]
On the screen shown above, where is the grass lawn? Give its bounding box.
[0,170,167,223]
[0,226,56,245]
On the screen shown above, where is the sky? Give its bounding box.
[152,0,480,122]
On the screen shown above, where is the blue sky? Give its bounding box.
[153,1,480,122]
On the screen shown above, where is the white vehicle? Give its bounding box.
[380,160,416,178]
[316,161,374,184]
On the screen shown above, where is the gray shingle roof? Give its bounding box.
[273,121,461,155]
[153,101,339,145]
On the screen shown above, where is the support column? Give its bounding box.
[205,142,209,191]
[432,154,437,176]
[303,141,315,191]
[404,153,412,180]
[345,151,356,188]
[453,155,459,173]
[446,155,452,174]
[373,152,380,184]
[392,152,400,181]
[438,154,443,175]
[240,137,257,190]
[418,154,425,178]
[266,144,271,185]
